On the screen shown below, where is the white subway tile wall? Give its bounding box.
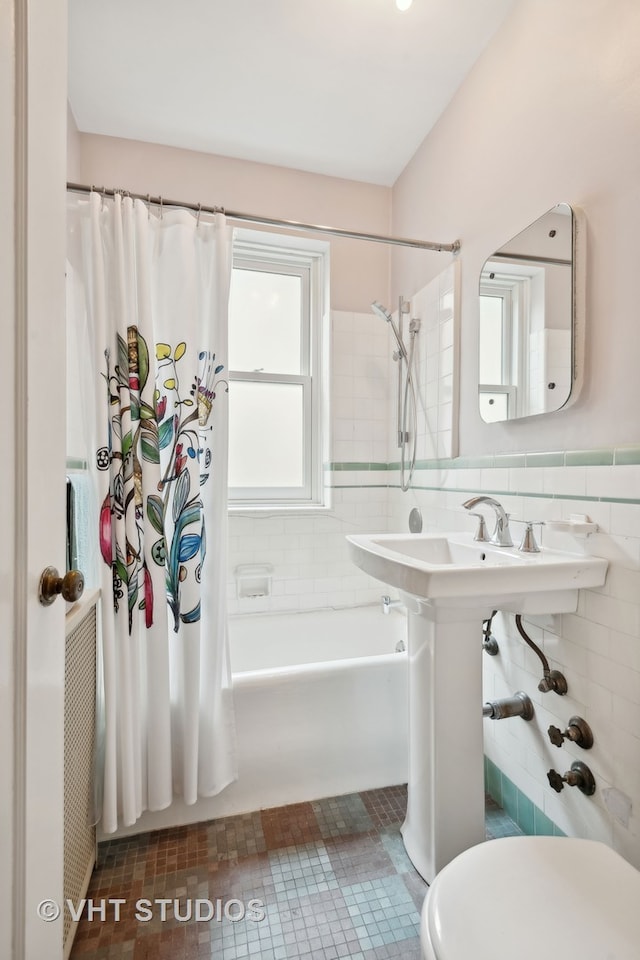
[388,468,640,868]
[228,483,389,615]
[226,267,640,868]
[389,262,460,463]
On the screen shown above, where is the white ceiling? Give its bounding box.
[68,0,518,187]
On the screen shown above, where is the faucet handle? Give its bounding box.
[467,512,490,542]
[514,520,544,553]
[547,761,596,796]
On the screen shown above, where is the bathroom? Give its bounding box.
[5,0,640,957]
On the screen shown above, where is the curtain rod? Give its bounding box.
[66,182,460,254]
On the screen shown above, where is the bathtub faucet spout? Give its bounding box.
[382,595,403,615]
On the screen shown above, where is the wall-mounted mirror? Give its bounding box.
[478,202,576,422]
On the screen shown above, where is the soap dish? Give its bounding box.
[235,563,273,599]
[546,514,598,536]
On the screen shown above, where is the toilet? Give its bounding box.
[420,835,640,960]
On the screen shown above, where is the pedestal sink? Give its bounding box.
[346,531,608,882]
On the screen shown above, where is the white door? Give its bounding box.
[0,1,69,957]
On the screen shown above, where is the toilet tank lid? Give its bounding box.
[423,836,640,960]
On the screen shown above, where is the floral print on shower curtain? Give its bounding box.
[97,333,225,635]
[67,191,237,833]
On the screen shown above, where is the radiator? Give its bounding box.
[63,600,98,958]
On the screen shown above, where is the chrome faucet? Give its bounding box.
[462,496,513,547]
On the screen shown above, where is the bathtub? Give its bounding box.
[108,604,408,836]
[225,604,409,814]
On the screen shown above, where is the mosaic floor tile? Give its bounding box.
[362,939,422,958]
[401,868,429,913]
[210,851,277,903]
[325,833,397,886]
[273,889,362,959]
[208,900,284,960]
[342,875,420,952]
[312,793,374,838]
[485,794,524,840]
[206,810,267,860]
[378,827,415,876]
[71,785,521,960]
[269,842,340,901]
[261,802,323,850]
[360,786,407,829]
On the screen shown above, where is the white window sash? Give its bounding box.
[228,231,328,508]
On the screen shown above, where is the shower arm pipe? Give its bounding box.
[66,182,461,253]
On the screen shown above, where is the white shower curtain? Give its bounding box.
[67,192,236,833]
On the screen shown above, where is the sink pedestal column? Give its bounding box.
[400,597,489,883]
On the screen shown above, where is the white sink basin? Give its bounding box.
[347,531,608,613]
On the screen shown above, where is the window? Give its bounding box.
[228,230,329,508]
[479,270,531,422]
[478,282,516,422]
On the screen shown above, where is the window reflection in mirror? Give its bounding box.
[478,203,574,422]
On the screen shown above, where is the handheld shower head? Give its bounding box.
[371,300,407,358]
[372,296,419,492]
[371,300,393,324]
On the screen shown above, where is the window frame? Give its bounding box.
[227,229,329,511]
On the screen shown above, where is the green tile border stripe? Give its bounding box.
[566,449,614,467]
[328,477,640,505]
[327,444,640,473]
[614,446,640,465]
[327,444,640,502]
[329,484,390,490]
[325,461,390,471]
[484,757,565,838]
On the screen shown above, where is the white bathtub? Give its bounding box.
[226,604,409,813]
[108,604,409,836]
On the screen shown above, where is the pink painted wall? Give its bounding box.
[391,0,640,454]
[75,133,391,313]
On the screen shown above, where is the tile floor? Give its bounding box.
[70,786,521,959]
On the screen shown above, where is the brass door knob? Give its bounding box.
[38,566,85,606]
